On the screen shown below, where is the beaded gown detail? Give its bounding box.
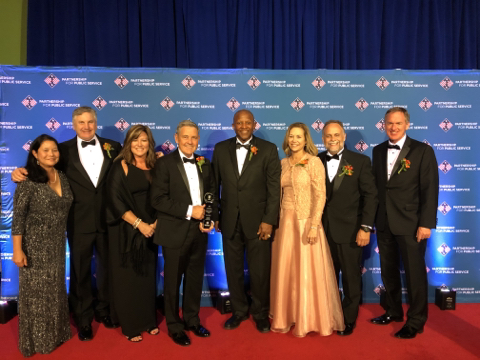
[270,157,344,337]
[12,172,73,357]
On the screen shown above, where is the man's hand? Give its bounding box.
[199,222,214,233]
[192,205,205,220]
[257,222,273,240]
[356,229,370,247]
[416,226,431,242]
[155,151,164,158]
[13,250,27,267]
[214,221,221,233]
[11,168,28,183]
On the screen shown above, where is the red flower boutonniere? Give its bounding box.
[196,156,205,173]
[398,158,411,174]
[249,146,258,161]
[295,159,309,167]
[103,143,114,158]
[339,165,354,177]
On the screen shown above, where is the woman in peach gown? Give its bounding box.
[270,122,344,337]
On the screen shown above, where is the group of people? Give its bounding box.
[11,105,439,356]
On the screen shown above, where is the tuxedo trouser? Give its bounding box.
[223,215,271,320]
[162,220,207,334]
[68,231,110,327]
[377,219,428,330]
[326,227,363,325]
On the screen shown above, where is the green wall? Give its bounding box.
[0,0,28,65]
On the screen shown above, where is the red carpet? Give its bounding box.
[1,304,479,360]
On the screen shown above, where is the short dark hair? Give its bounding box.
[385,107,410,123]
[233,109,254,123]
[25,134,60,183]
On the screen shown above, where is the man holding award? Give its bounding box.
[151,120,217,346]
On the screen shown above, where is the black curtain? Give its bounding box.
[27,0,480,69]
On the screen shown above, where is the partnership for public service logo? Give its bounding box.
[248,76,261,90]
[46,118,61,132]
[22,95,37,110]
[227,98,240,111]
[45,74,60,88]
[115,118,130,132]
[92,96,107,110]
[161,140,176,154]
[376,118,385,132]
[354,140,368,153]
[355,98,368,111]
[438,160,452,174]
[376,77,389,91]
[437,243,451,256]
[161,97,175,111]
[114,75,129,89]
[440,77,453,91]
[182,75,196,90]
[311,119,324,133]
[438,201,452,215]
[419,98,432,111]
[312,76,326,90]
[291,98,305,111]
[439,119,453,132]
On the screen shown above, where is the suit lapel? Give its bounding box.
[175,150,192,199]
[70,137,95,187]
[389,137,411,182]
[240,136,255,176]
[228,138,240,179]
[333,151,349,193]
[379,142,388,184]
[194,153,205,202]
[97,136,110,186]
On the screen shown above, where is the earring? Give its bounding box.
[37,160,39,165]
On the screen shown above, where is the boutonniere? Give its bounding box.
[339,165,354,177]
[196,156,205,173]
[398,158,411,174]
[249,145,258,161]
[103,142,114,158]
[295,159,308,167]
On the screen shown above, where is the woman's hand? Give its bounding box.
[138,222,155,238]
[307,227,318,245]
[13,249,28,267]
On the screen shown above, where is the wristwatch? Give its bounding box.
[361,226,371,233]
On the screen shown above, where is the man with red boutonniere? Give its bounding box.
[371,107,439,339]
[318,120,378,336]
[212,109,280,333]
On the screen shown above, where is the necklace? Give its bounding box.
[48,170,57,184]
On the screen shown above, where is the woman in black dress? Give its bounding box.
[107,125,160,342]
[12,134,73,356]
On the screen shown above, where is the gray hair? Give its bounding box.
[323,120,345,134]
[385,107,410,123]
[176,119,199,134]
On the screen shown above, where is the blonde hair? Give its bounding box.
[116,125,156,169]
[283,122,318,156]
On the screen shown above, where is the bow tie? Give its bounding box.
[183,157,196,164]
[326,151,343,162]
[236,143,250,150]
[387,144,401,150]
[81,139,96,148]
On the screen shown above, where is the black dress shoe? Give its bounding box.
[168,330,191,346]
[370,313,403,325]
[254,318,270,333]
[395,324,424,339]
[78,325,93,341]
[95,315,119,329]
[337,323,355,336]
[224,314,249,330]
[186,324,210,337]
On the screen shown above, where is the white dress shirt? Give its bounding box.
[326,150,343,182]
[77,135,103,187]
[179,149,202,220]
[387,135,407,180]
[236,137,252,175]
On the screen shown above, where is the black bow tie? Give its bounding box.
[326,150,343,162]
[183,157,196,164]
[236,143,250,150]
[387,144,401,150]
[81,139,96,148]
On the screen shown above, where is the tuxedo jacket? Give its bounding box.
[372,137,439,235]
[319,149,378,244]
[59,135,122,234]
[212,136,281,240]
[151,149,218,248]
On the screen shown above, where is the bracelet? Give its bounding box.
[132,218,142,229]
[311,226,317,229]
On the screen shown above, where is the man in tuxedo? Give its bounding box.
[319,120,378,336]
[212,109,281,333]
[12,106,122,340]
[371,107,439,339]
[151,120,217,347]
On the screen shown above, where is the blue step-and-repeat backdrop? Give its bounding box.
[1,66,479,304]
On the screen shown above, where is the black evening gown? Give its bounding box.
[108,164,158,338]
[12,173,73,357]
